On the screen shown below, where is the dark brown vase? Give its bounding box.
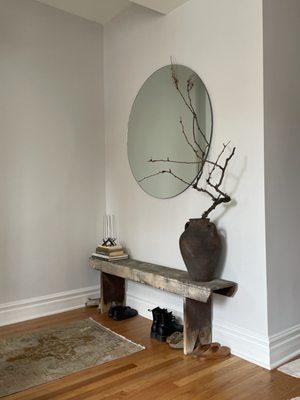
[179,218,222,282]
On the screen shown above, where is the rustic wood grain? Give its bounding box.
[91,257,236,354]
[90,257,236,303]
[101,272,125,313]
[183,297,212,355]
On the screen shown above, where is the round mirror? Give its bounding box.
[127,64,213,199]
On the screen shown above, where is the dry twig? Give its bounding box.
[139,63,236,218]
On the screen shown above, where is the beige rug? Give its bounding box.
[278,358,300,378]
[0,318,144,397]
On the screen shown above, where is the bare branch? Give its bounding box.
[201,145,236,218]
[186,77,209,147]
[138,170,167,183]
[202,195,231,219]
[215,147,236,190]
[179,117,201,158]
[193,185,218,201]
[148,157,223,169]
[171,63,208,153]
[138,168,191,187]
[207,142,230,181]
[137,61,236,219]
[171,64,192,111]
[166,169,193,186]
[139,144,236,218]
[206,179,228,198]
[148,157,201,164]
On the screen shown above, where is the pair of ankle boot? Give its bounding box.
[149,307,183,342]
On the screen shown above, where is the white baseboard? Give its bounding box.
[269,324,300,369]
[0,285,100,327]
[127,292,271,369]
[127,292,183,321]
[2,287,299,371]
[128,291,300,370]
[213,319,270,369]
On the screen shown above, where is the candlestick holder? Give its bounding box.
[102,214,117,246]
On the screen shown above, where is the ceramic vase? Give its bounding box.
[179,218,222,282]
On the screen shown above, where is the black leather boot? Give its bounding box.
[157,310,183,342]
[169,313,183,333]
[149,307,164,339]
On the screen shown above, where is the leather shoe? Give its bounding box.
[108,305,138,320]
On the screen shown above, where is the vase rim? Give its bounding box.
[189,217,210,221]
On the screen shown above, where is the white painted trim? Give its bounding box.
[127,291,300,369]
[127,292,271,369]
[213,319,271,369]
[127,292,182,321]
[2,287,299,370]
[0,286,100,327]
[269,324,300,369]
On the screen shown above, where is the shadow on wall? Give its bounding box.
[214,156,247,277]
[214,155,247,224]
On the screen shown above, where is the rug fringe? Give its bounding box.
[88,317,146,350]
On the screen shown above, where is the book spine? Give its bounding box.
[96,251,125,257]
[92,253,128,261]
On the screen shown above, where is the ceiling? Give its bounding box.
[35,0,190,25]
[131,0,189,15]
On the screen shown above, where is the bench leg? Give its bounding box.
[183,297,212,355]
[99,272,125,313]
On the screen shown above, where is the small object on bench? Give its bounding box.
[93,242,129,261]
[102,214,117,246]
[108,305,138,321]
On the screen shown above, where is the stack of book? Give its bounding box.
[92,245,129,261]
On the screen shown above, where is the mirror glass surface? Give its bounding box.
[127,64,213,199]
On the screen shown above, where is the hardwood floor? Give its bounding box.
[1,308,299,400]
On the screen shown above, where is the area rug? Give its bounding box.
[0,318,144,397]
[278,358,300,378]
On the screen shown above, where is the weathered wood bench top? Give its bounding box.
[89,257,236,303]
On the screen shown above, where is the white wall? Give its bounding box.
[0,0,105,319]
[104,0,269,366]
[3,0,298,370]
[264,0,300,360]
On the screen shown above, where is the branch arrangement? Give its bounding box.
[139,63,236,219]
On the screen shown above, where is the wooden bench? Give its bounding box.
[89,257,236,354]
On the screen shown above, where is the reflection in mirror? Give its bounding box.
[127,64,213,199]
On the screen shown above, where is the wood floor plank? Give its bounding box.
[1,308,299,400]
[42,355,183,400]
[61,357,184,400]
